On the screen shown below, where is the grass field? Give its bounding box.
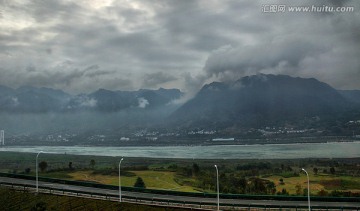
[1,152,359,195]
[267,173,360,195]
[68,170,199,192]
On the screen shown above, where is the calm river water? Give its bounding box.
[0,142,359,159]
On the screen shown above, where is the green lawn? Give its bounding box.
[267,172,360,195]
[68,170,199,192]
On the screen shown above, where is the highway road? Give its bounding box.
[0,176,359,209]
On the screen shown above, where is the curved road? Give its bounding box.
[0,176,359,209]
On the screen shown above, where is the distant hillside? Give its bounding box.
[338,90,360,104]
[0,86,71,113]
[170,74,355,128]
[0,86,183,113]
[1,75,360,134]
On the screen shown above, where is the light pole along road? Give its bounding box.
[214,164,219,211]
[119,157,124,202]
[302,168,311,211]
[0,176,359,209]
[36,151,44,193]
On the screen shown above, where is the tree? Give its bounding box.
[295,183,302,195]
[68,162,73,170]
[279,178,284,185]
[303,188,309,196]
[90,159,96,169]
[330,167,336,175]
[266,181,276,195]
[38,161,48,172]
[238,177,247,192]
[230,177,247,193]
[25,168,31,174]
[281,188,289,195]
[192,163,200,177]
[249,178,266,194]
[313,167,318,175]
[134,177,146,188]
[318,189,328,196]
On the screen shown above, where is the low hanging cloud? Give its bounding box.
[80,97,97,107]
[142,72,178,88]
[137,97,149,108]
[11,97,19,106]
[0,61,133,94]
[203,39,327,82]
[68,96,97,109]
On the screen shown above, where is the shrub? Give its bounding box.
[134,177,146,188]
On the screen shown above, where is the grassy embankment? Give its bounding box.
[68,170,198,192]
[0,151,359,195]
[267,173,360,194]
[0,187,190,211]
[0,151,199,192]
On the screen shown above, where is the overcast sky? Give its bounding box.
[0,0,359,95]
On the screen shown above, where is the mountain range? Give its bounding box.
[170,74,360,128]
[1,74,360,131]
[0,86,183,113]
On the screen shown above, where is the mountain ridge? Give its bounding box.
[1,74,360,130]
[170,74,359,128]
[0,86,183,113]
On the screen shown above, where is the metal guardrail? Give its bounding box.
[1,181,359,211]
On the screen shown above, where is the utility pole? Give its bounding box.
[0,130,4,145]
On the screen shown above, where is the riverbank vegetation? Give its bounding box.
[0,152,359,196]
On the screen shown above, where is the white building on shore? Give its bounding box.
[212,138,235,141]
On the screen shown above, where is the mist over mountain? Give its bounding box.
[1,74,360,135]
[0,86,183,113]
[0,86,183,134]
[170,74,359,128]
[0,86,71,113]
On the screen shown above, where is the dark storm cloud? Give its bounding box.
[0,0,157,93]
[156,1,267,52]
[201,0,360,90]
[204,39,328,81]
[0,0,359,96]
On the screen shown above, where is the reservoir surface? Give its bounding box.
[0,142,359,159]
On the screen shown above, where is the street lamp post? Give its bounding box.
[119,158,124,202]
[302,168,311,211]
[36,151,44,194]
[214,164,219,211]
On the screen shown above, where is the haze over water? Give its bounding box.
[1,142,359,159]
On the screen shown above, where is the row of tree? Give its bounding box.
[26,159,98,173]
[177,164,276,195]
